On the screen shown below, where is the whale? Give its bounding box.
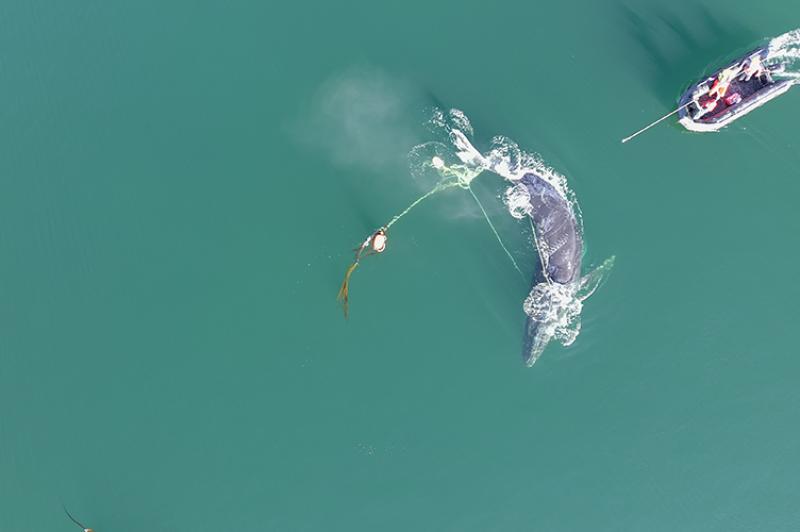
[516,172,582,365]
[451,129,611,366]
[519,172,582,284]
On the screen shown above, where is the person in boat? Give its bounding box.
[739,54,766,82]
[692,80,720,119]
[692,94,719,119]
[693,63,743,119]
[708,64,741,100]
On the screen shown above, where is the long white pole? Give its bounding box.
[621,101,693,143]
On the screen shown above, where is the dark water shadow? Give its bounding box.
[619,3,761,106]
[325,177,389,292]
[339,177,384,232]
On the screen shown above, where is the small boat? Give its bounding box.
[678,47,794,132]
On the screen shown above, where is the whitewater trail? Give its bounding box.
[767,28,800,81]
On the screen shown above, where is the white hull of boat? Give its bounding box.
[678,80,794,132]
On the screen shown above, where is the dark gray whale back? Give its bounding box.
[520,172,582,284]
[519,172,583,366]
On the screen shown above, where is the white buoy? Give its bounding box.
[371,232,387,253]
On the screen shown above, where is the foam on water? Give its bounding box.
[410,108,612,364]
[523,255,616,362]
[410,109,484,188]
[767,28,800,81]
[524,282,583,346]
[504,182,533,219]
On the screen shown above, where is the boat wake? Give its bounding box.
[767,28,800,81]
[409,109,613,364]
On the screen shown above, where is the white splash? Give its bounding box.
[411,108,613,365]
[522,256,615,364]
[767,28,800,81]
[504,182,533,219]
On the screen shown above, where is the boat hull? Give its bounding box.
[678,47,794,132]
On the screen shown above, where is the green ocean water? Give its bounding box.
[2,1,800,531]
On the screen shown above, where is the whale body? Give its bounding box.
[518,172,584,366]
[519,172,582,284]
[450,128,609,366]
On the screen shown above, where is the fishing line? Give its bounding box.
[63,506,90,531]
[466,186,525,280]
[338,177,459,318]
[528,215,552,284]
[386,179,459,229]
[338,155,531,317]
